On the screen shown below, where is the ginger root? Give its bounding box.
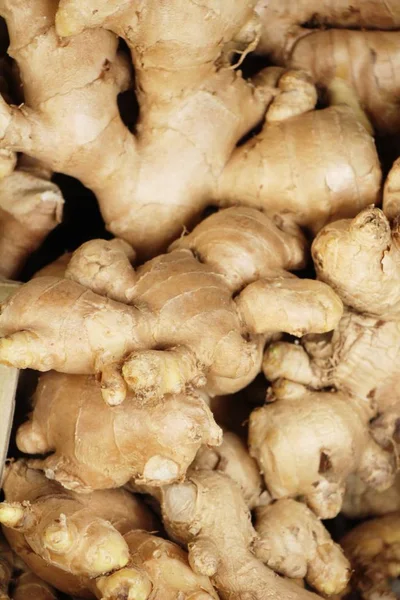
[343,474,400,519]
[0,158,64,279]
[0,207,342,407]
[259,207,400,515]
[160,470,323,600]
[0,534,12,600]
[341,513,400,600]
[17,372,221,491]
[0,461,157,587]
[192,430,350,595]
[0,0,380,256]
[249,380,395,518]
[255,0,400,134]
[254,500,350,596]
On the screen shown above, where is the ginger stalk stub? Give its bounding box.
[17,372,222,491]
[0,207,342,408]
[0,462,157,582]
[341,513,400,600]
[0,0,381,256]
[255,0,400,134]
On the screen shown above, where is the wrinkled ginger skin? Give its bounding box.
[0,207,342,407]
[17,372,222,491]
[256,0,400,133]
[161,470,322,600]
[248,381,396,518]
[191,431,263,510]
[96,530,218,600]
[254,499,350,595]
[0,1,381,256]
[0,462,157,582]
[343,474,400,519]
[341,513,400,600]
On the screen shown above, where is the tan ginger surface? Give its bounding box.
[343,474,400,519]
[257,207,400,515]
[160,470,324,600]
[254,499,350,596]
[0,158,64,279]
[0,1,380,257]
[0,461,157,587]
[0,207,342,407]
[12,570,58,600]
[95,530,219,600]
[255,0,400,134]
[17,372,221,491]
[249,380,396,519]
[192,430,349,595]
[383,158,400,222]
[341,513,400,600]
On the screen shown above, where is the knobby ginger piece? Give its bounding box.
[341,513,400,600]
[17,372,222,491]
[191,430,350,595]
[0,207,343,408]
[0,159,64,279]
[259,207,400,516]
[0,461,157,593]
[256,0,400,134]
[0,0,380,257]
[160,470,324,600]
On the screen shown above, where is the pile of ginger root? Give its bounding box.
[0,1,399,599]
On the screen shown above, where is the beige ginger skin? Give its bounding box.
[340,513,400,600]
[255,0,400,134]
[0,0,380,257]
[0,461,157,590]
[0,207,342,407]
[192,430,350,595]
[159,470,326,600]
[17,372,222,491]
[257,207,400,516]
[343,474,400,519]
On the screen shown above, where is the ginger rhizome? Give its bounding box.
[0,461,157,594]
[0,0,380,257]
[0,158,63,279]
[256,0,400,134]
[256,207,400,516]
[343,474,400,519]
[191,429,350,595]
[160,470,324,600]
[0,207,342,407]
[249,380,395,519]
[0,533,12,600]
[340,513,400,600]
[17,372,221,490]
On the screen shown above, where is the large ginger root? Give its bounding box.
[0,461,157,586]
[192,430,350,595]
[12,570,58,600]
[340,513,400,600]
[159,470,323,600]
[0,1,380,257]
[258,207,400,515]
[0,158,64,279]
[17,372,221,490]
[0,207,342,407]
[255,0,400,134]
[343,474,400,519]
[95,530,218,600]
